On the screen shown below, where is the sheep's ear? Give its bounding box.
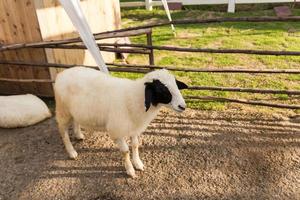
[176,79,188,90]
[145,82,153,112]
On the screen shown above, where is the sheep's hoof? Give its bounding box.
[133,159,144,171]
[75,134,85,140]
[126,165,136,178]
[126,169,137,178]
[68,150,78,159]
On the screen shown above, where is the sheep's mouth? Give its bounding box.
[173,107,185,113]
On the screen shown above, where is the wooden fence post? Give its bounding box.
[146,0,153,11]
[228,0,235,13]
[146,30,155,65]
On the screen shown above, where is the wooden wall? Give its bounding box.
[34,0,121,80]
[0,0,53,96]
[0,0,122,96]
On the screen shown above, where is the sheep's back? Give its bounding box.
[54,67,134,131]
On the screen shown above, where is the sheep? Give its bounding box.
[54,67,188,177]
[0,94,51,128]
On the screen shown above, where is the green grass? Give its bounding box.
[115,6,300,111]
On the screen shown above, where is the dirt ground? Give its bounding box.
[0,109,299,200]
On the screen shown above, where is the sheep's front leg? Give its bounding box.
[131,135,144,171]
[114,138,136,178]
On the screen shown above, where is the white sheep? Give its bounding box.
[0,94,51,128]
[54,67,188,177]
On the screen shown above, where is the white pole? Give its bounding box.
[146,0,153,11]
[228,0,236,13]
[161,0,176,35]
[59,0,109,74]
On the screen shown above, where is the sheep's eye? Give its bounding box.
[152,80,172,105]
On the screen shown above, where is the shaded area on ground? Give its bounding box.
[0,110,299,200]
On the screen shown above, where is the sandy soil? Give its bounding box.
[0,109,299,200]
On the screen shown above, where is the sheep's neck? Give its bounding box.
[127,79,161,129]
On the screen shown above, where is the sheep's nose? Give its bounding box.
[178,105,186,111]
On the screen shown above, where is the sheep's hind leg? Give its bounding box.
[114,138,136,178]
[131,135,144,171]
[57,118,78,159]
[74,122,84,140]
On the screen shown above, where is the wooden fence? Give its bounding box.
[0,16,300,109]
[120,0,298,13]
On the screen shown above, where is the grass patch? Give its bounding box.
[118,6,300,111]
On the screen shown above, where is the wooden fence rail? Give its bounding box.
[1,16,300,109]
[0,61,299,109]
[1,17,300,52]
[97,43,300,56]
[97,16,300,36]
[120,0,299,13]
[22,42,300,57]
[0,28,152,52]
[1,60,300,74]
[109,63,300,74]
[186,96,300,109]
[189,86,300,95]
[0,60,299,95]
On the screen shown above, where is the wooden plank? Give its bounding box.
[0,78,53,83]
[0,0,121,97]
[16,0,53,96]
[81,0,120,65]
[186,96,300,109]
[189,86,300,95]
[0,0,18,94]
[8,0,39,95]
[97,43,300,56]
[33,0,62,88]
[0,0,53,96]
[35,0,121,65]
[34,0,122,82]
[34,0,83,67]
[0,0,29,94]
[2,60,300,74]
[0,28,152,52]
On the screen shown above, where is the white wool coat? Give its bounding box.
[54,67,163,139]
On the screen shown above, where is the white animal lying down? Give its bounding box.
[54,67,188,177]
[0,94,51,128]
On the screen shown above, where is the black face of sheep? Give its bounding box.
[144,79,188,112]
